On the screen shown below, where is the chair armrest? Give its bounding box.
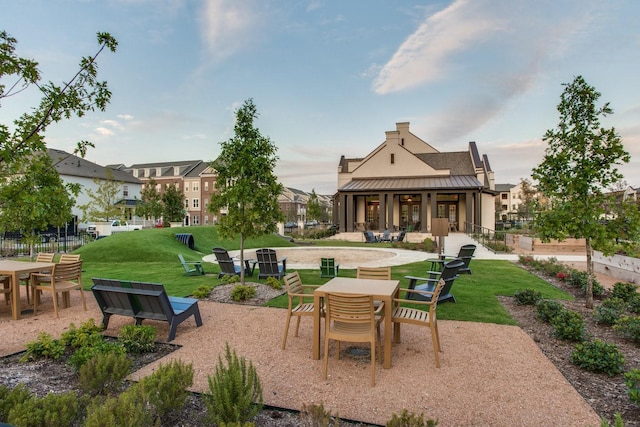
[394,290,436,306]
[405,275,438,283]
[374,301,385,316]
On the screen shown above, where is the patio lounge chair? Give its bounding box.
[441,244,476,274]
[256,248,287,280]
[212,247,252,278]
[379,229,392,242]
[392,230,406,243]
[363,231,379,243]
[178,254,205,276]
[404,258,464,304]
[320,258,339,278]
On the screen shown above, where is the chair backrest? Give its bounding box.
[36,252,56,263]
[256,249,279,273]
[381,230,391,240]
[439,258,464,295]
[283,271,303,295]
[212,247,232,262]
[430,279,446,313]
[325,292,375,328]
[363,231,377,243]
[357,266,391,280]
[456,244,476,272]
[59,254,80,263]
[52,260,83,282]
[396,231,406,242]
[320,258,338,277]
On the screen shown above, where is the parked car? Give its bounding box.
[284,221,297,229]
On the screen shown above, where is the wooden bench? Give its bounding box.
[91,278,203,342]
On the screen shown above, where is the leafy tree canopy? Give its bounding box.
[162,184,186,223]
[78,169,125,222]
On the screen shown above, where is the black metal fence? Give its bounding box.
[0,234,94,258]
[465,221,511,253]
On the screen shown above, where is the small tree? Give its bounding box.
[532,75,640,308]
[209,99,284,284]
[162,184,185,223]
[306,189,322,222]
[78,169,124,222]
[517,178,538,222]
[137,179,164,223]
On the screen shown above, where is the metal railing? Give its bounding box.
[0,234,94,258]
[464,221,511,254]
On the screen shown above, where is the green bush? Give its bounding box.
[629,295,640,314]
[231,284,257,302]
[265,276,282,290]
[601,412,625,427]
[613,315,640,344]
[299,402,340,426]
[139,359,194,423]
[60,318,104,348]
[7,391,79,427]
[611,282,639,303]
[222,274,241,284]
[19,332,66,362]
[422,238,436,252]
[0,384,32,421]
[118,324,157,353]
[192,285,213,299]
[68,337,125,371]
[386,409,438,427]
[624,368,640,406]
[535,300,565,323]
[593,297,627,326]
[569,270,604,297]
[206,343,263,425]
[571,340,625,376]
[513,289,543,306]
[79,351,132,396]
[84,386,152,427]
[551,309,586,342]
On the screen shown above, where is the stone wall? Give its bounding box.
[593,251,640,284]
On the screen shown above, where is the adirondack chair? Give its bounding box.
[392,230,406,243]
[379,229,392,242]
[178,254,205,276]
[319,258,340,278]
[442,244,476,274]
[255,248,287,280]
[404,258,464,304]
[212,247,252,278]
[363,231,379,243]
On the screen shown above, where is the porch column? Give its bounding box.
[346,194,354,232]
[379,193,386,231]
[387,194,394,231]
[465,191,474,233]
[420,191,428,232]
[431,191,439,232]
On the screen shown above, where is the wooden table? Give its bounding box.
[0,260,54,320]
[313,277,399,369]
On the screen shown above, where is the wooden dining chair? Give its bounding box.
[19,252,55,304]
[32,260,86,317]
[1,275,11,306]
[356,266,391,280]
[323,292,383,387]
[282,272,323,350]
[58,253,81,263]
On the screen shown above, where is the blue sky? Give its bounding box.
[2,0,639,195]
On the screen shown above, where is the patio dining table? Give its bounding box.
[0,260,54,320]
[313,277,400,369]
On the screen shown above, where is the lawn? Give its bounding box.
[74,225,573,325]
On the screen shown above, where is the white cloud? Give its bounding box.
[95,127,114,136]
[200,0,258,59]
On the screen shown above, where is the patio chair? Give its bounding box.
[31,260,86,317]
[282,272,322,349]
[441,244,476,274]
[178,254,205,276]
[1,275,11,305]
[392,278,446,367]
[357,266,391,280]
[323,292,383,387]
[319,258,340,278]
[256,248,287,280]
[404,258,464,304]
[363,231,379,243]
[20,252,55,304]
[212,247,252,278]
[379,229,392,242]
[392,230,406,243]
[59,254,81,263]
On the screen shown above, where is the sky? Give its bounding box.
[2,0,639,195]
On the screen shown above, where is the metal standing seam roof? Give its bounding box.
[338,175,483,192]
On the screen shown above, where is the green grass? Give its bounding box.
[75,225,573,325]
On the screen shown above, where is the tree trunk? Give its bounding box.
[585,237,594,309]
[239,233,245,285]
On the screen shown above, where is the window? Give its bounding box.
[204,182,209,191]
[193,182,199,192]
[390,153,395,164]
[192,215,200,225]
[204,215,209,224]
[155,184,161,191]
[193,199,199,208]
[502,204,508,211]
[123,185,129,197]
[184,183,189,192]
[204,199,209,208]
[501,193,508,200]
[184,198,189,208]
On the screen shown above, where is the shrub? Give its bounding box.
[139,359,194,423]
[299,402,340,426]
[386,409,438,426]
[0,384,31,421]
[624,368,640,406]
[551,309,586,342]
[535,300,564,323]
[601,412,625,427]
[231,284,256,302]
[593,297,627,326]
[68,337,125,371]
[206,343,263,425]
[60,318,103,348]
[569,270,589,289]
[19,332,66,362]
[7,391,79,427]
[611,282,639,303]
[265,276,282,290]
[193,285,213,299]
[84,386,151,427]
[222,274,241,284]
[118,324,157,353]
[571,340,625,376]
[513,289,543,306]
[422,238,436,252]
[613,315,640,344]
[79,351,132,396]
[518,255,535,266]
[629,295,640,314]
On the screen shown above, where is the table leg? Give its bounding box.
[10,273,20,320]
[312,293,322,360]
[383,296,392,369]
